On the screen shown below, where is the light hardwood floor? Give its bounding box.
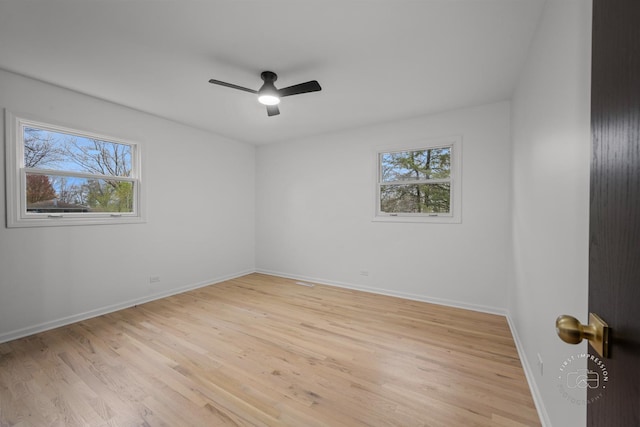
[0,274,540,426]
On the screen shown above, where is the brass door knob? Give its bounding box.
[555,313,609,358]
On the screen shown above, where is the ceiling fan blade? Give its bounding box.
[208,79,257,94]
[278,80,321,97]
[266,105,280,116]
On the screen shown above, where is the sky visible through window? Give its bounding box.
[24,126,134,212]
[381,147,451,182]
[379,147,452,214]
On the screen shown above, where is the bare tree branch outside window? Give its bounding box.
[24,127,134,213]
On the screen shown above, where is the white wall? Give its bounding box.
[0,70,256,342]
[0,3,594,423]
[510,0,592,426]
[256,102,512,312]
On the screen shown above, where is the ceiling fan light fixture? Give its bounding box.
[257,81,280,105]
[258,93,280,106]
[258,73,281,106]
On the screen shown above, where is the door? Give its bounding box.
[589,0,640,425]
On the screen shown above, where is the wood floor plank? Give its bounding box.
[0,273,540,426]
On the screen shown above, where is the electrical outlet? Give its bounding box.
[149,276,161,283]
[537,353,543,376]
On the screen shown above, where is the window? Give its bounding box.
[5,112,144,227]
[374,137,461,223]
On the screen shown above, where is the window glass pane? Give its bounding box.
[381,147,451,182]
[24,127,132,177]
[380,183,450,213]
[26,173,134,213]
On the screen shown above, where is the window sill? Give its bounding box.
[373,214,461,224]
[7,215,146,228]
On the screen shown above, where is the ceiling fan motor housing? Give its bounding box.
[261,71,278,83]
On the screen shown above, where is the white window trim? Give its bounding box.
[5,110,146,228]
[373,136,462,224]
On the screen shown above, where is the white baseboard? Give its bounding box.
[0,269,254,344]
[255,268,507,316]
[506,313,552,427]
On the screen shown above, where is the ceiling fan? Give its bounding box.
[208,71,321,117]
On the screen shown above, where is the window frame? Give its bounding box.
[373,136,462,224]
[5,111,145,227]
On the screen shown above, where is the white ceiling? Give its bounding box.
[0,0,545,145]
